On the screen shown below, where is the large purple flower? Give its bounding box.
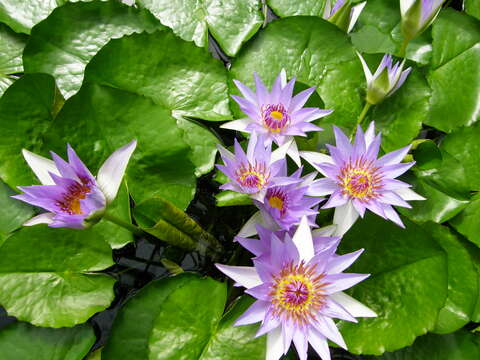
[216,217,376,360]
[357,53,411,105]
[221,70,332,165]
[401,0,445,41]
[302,122,424,235]
[216,133,296,202]
[13,140,136,229]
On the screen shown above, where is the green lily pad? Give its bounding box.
[137,0,263,56]
[450,193,480,248]
[230,16,364,131]
[372,330,480,360]
[338,214,447,355]
[425,9,480,132]
[429,224,478,334]
[0,23,27,97]
[0,322,96,360]
[103,273,265,359]
[0,0,68,34]
[440,123,480,191]
[46,31,231,210]
[466,0,480,20]
[0,180,34,241]
[23,0,164,99]
[0,225,115,328]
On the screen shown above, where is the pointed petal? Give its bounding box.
[22,149,59,185]
[287,139,302,167]
[394,187,426,201]
[308,328,331,360]
[356,52,373,84]
[333,126,353,158]
[330,292,377,317]
[312,224,337,237]
[382,204,405,227]
[377,145,411,166]
[380,191,412,208]
[235,300,268,326]
[323,273,370,294]
[293,329,308,360]
[326,249,364,274]
[292,216,314,262]
[266,326,283,360]
[307,178,338,196]
[322,191,348,209]
[220,118,251,132]
[333,201,360,236]
[348,1,366,33]
[254,72,269,105]
[233,79,258,105]
[97,140,137,203]
[313,317,347,349]
[381,162,415,179]
[290,86,316,112]
[215,264,262,289]
[23,213,55,226]
[271,139,292,164]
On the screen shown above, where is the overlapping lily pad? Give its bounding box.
[23,1,164,98]
[0,180,34,241]
[425,9,480,132]
[137,0,263,56]
[338,214,447,355]
[45,30,230,210]
[0,322,96,360]
[0,225,115,327]
[103,273,265,359]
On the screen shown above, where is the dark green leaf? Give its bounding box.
[267,0,326,17]
[412,140,442,170]
[450,193,480,248]
[23,1,164,99]
[137,0,263,56]
[425,9,480,132]
[371,330,480,360]
[338,214,447,355]
[0,322,95,360]
[103,273,265,359]
[0,180,34,241]
[466,0,480,20]
[230,16,364,131]
[0,225,115,327]
[215,191,253,207]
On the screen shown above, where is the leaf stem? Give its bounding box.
[399,38,409,59]
[103,213,143,236]
[351,102,372,139]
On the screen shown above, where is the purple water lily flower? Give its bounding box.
[222,70,332,166]
[401,0,445,41]
[357,52,411,105]
[216,217,376,360]
[323,0,366,33]
[216,133,297,202]
[13,140,137,229]
[302,122,424,235]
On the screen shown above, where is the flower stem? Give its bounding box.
[399,38,409,59]
[103,213,144,236]
[357,102,372,127]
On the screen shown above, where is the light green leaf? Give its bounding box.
[0,23,27,97]
[466,0,480,20]
[267,0,326,17]
[338,214,447,355]
[425,9,480,132]
[371,330,480,359]
[23,0,164,99]
[230,16,364,131]
[0,225,115,327]
[103,274,265,359]
[46,31,231,210]
[0,0,68,34]
[137,0,263,56]
[0,322,95,360]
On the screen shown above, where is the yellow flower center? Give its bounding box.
[268,195,284,210]
[270,111,284,121]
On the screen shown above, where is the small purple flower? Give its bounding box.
[216,133,297,202]
[357,52,412,105]
[216,217,376,360]
[302,122,424,235]
[13,140,137,229]
[323,0,367,33]
[222,70,332,165]
[401,0,445,41]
